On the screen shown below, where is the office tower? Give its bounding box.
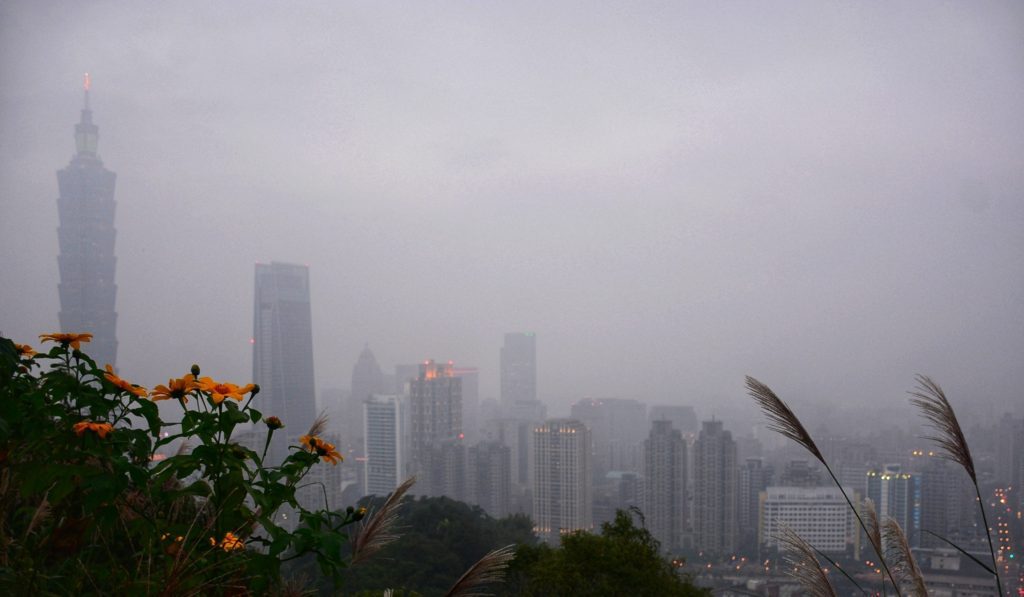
[453,366,480,444]
[469,441,511,518]
[56,75,118,369]
[409,360,462,495]
[533,419,592,545]
[693,419,739,555]
[500,333,536,405]
[738,458,773,553]
[867,465,921,548]
[253,262,317,464]
[571,398,648,475]
[760,487,853,555]
[649,405,699,435]
[349,345,384,442]
[363,394,406,496]
[643,420,687,553]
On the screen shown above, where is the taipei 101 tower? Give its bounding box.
[56,74,118,368]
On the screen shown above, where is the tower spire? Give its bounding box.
[83,72,91,110]
[75,73,98,157]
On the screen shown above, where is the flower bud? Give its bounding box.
[190,364,201,377]
[250,383,261,396]
[265,416,284,430]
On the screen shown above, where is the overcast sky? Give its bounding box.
[2,1,1022,427]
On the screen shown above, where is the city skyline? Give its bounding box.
[2,3,1022,423]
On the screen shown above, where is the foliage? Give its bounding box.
[0,335,363,595]
[501,511,708,597]
[302,496,535,596]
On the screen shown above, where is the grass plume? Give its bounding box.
[745,376,824,463]
[908,375,975,482]
[778,526,837,597]
[444,544,516,597]
[351,477,415,566]
[883,518,928,597]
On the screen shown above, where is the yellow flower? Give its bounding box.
[196,377,252,404]
[39,332,93,350]
[300,434,343,465]
[73,421,113,439]
[150,374,198,403]
[104,365,148,398]
[210,531,245,551]
[14,343,36,357]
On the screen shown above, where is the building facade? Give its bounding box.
[56,75,118,369]
[363,394,406,496]
[759,486,854,555]
[533,418,592,544]
[643,420,687,553]
[693,419,739,555]
[409,360,462,496]
[253,262,317,464]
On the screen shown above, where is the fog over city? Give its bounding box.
[2,1,1022,427]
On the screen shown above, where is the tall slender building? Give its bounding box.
[643,420,687,553]
[363,394,406,496]
[533,418,592,545]
[693,419,739,555]
[409,360,462,496]
[253,262,316,464]
[57,74,118,368]
[500,332,536,405]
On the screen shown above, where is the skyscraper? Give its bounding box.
[866,464,921,548]
[500,332,536,405]
[253,262,316,464]
[56,74,118,369]
[469,441,512,518]
[738,458,773,553]
[643,420,687,553]
[693,419,739,555]
[409,360,462,496]
[571,397,648,475]
[533,418,592,545]
[363,394,406,496]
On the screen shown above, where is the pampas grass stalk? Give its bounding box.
[747,376,901,595]
[883,518,928,597]
[444,544,516,597]
[778,526,838,597]
[351,477,415,565]
[909,374,1002,597]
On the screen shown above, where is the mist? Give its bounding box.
[2,1,1022,426]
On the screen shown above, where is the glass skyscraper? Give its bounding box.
[253,262,316,464]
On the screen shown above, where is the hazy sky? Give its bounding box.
[2,1,1022,426]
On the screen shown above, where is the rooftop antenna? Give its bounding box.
[83,72,91,110]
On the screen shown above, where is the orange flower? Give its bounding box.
[150,374,197,403]
[196,377,251,404]
[300,434,343,465]
[209,531,245,551]
[14,343,36,358]
[104,364,148,398]
[73,421,113,438]
[39,332,93,350]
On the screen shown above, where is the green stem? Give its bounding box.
[974,483,1004,596]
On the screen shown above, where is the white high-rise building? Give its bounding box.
[533,419,592,545]
[363,394,406,496]
[759,486,854,555]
